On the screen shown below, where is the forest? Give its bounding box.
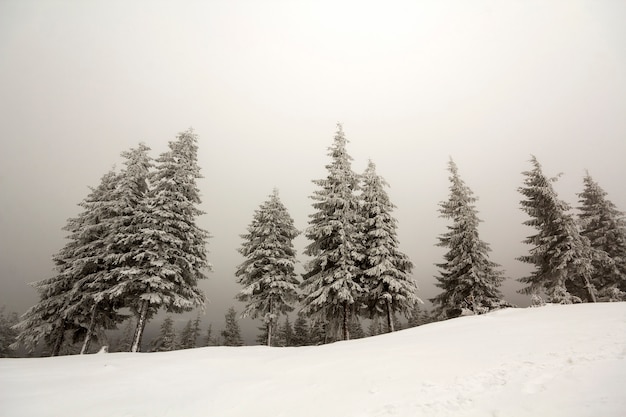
[2,124,625,357]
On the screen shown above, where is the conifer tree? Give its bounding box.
[577,173,626,300]
[0,307,19,358]
[204,323,217,346]
[150,315,178,352]
[517,156,596,303]
[236,189,300,347]
[292,315,310,346]
[431,159,507,318]
[75,144,152,354]
[359,160,420,332]
[113,319,135,352]
[105,129,212,352]
[179,314,202,349]
[13,170,122,356]
[301,124,363,340]
[221,307,243,346]
[277,316,294,346]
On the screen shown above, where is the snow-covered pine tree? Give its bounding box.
[105,130,212,352]
[113,319,135,352]
[179,313,202,349]
[235,189,300,347]
[12,170,122,356]
[0,307,19,358]
[517,156,597,303]
[150,315,178,352]
[277,316,294,346]
[301,124,363,341]
[72,144,153,354]
[221,307,244,346]
[292,315,310,346]
[359,160,420,332]
[577,173,626,300]
[431,159,508,319]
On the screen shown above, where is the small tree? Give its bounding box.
[179,314,202,349]
[577,173,626,300]
[0,307,19,358]
[113,319,135,352]
[221,307,243,347]
[517,156,596,303]
[150,316,178,352]
[292,315,310,346]
[431,159,508,318]
[359,160,420,331]
[236,189,300,347]
[301,124,363,340]
[277,316,294,346]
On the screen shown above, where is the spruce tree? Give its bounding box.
[431,159,507,319]
[577,173,626,300]
[13,170,122,356]
[235,189,300,347]
[74,144,152,354]
[0,307,19,358]
[292,315,310,346]
[221,307,243,346]
[277,316,294,346]
[359,160,420,332]
[150,315,178,352]
[301,124,363,340]
[105,129,212,352]
[517,156,597,303]
[179,314,202,349]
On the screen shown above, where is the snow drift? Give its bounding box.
[1,303,625,417]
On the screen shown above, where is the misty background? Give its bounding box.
[1,0,625,344]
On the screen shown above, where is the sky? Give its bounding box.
[1,0,625,343]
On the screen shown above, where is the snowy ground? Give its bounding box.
[1,303,625,417]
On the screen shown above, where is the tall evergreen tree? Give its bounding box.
[75,144,152,354]
[105,129,212,352]
[13,170,122,356]
[150,315,178,352]
[517,156,597,303]
[235,189,300,347]
[301,124,363,340]
[577,173,626,300]
[359,160,420,332]
[431,159,507,319]
[221,307,243,346]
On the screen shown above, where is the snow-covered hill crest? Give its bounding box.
[2,303,625,417]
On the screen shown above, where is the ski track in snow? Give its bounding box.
[1,303,625,417]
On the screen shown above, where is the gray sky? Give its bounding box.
[1,0,625,342]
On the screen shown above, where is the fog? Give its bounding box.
[1,0,625,343]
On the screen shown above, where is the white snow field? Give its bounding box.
[1,303,625,417]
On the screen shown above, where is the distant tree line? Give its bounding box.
[9,125,625,356]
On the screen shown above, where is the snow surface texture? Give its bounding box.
[1,303,625,417]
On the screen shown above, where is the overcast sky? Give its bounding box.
[1,0,625,343]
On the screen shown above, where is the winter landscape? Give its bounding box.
[2,302,625,417]
[2,2,626,416]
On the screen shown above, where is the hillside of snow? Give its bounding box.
[1,303,625,417]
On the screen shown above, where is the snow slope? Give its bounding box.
[1,303,625,417]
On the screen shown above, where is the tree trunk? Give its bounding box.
[131,300,150,352]
[80,304,99,354]
[342,302,350,341]
[583,274,597,303]
[386,300,394,333]
[267,321,272,347]
[50,321,66,357]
